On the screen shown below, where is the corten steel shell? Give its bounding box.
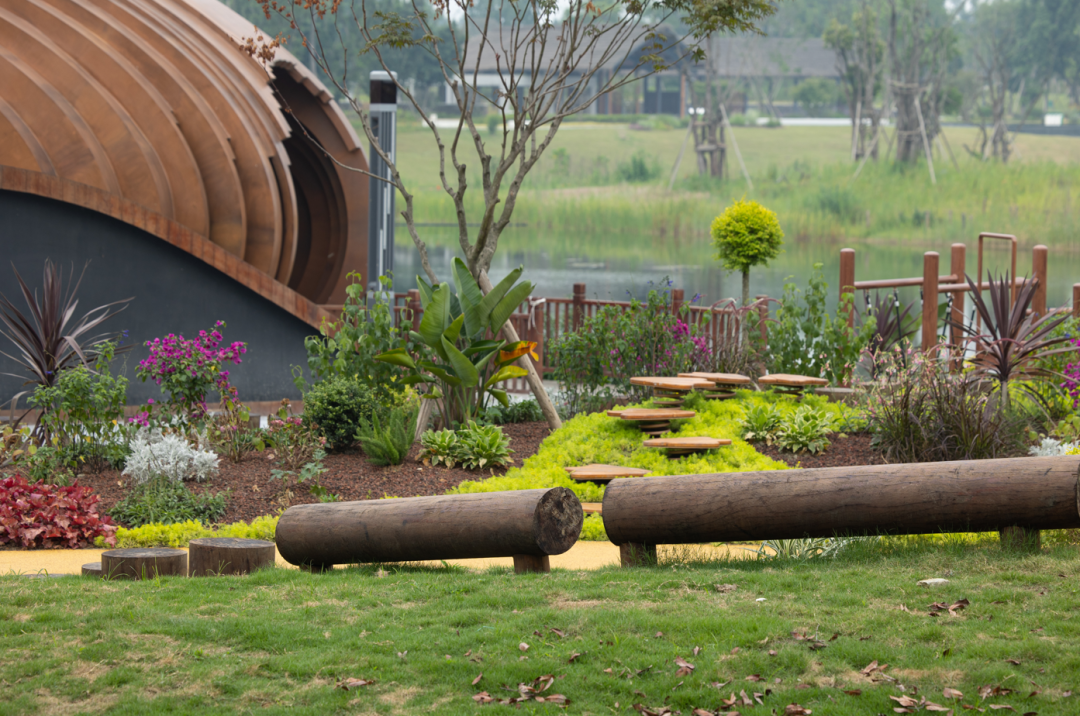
[0,0,368,308]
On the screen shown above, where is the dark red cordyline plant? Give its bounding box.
[948,271,1072,409]
[0,475,118,549]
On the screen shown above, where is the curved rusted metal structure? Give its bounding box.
[0,0,368,315]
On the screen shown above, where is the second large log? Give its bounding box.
[275,488,582,571]
[602,456,1080,546]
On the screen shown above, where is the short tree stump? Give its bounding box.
[188,538,276,577]
[100,548,187,580]
[82,562,102,578]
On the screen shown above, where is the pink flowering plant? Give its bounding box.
[132,321,247,426]
[265,399,326,471]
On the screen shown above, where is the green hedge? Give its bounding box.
[94,516,278,548]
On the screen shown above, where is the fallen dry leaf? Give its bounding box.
[535,694,569,704]
[746,674,763,682]
[861,660,881,675]
[519,642,530,652]
[473,692,494,704]
[829,633,840,641]
[675,657,696,677]
[550,628,567,638]
[568,652,583,663]
[692,709,714,716]
[925,703,952,712]
[655,632,664,638]
[769,650,778,656]
[337,677,375,690]
[843,690,862,696]
[472,673,483,686]
[891,695,919,708]
[715,584,738,593]
[693,646,703,656]
[784,705,812,715]
[740,689,753,705]
[1005,659,1022,666]
[945,688,964,699]
[987,706,1015,711]
[633,704,674,716]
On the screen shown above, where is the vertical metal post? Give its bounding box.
[922,252,939,353]
[368,71,397,293]
[839,248,856,328]
[1032,245,1048,318]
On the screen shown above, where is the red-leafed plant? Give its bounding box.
[0,475,118,549]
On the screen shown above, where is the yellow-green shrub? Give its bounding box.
[95,515,279,548]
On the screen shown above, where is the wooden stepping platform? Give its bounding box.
[189,537,276,577]
[617,408,696,435]
[631,376,716,407]
[100,548,187,580]
[581,503,603,514]
[678,372,753,400]
[758,373,828,397]
[566,463,651,484]
[82,562,102,578]
[643,436,731,457]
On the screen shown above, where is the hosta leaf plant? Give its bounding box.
[377,258,536,428]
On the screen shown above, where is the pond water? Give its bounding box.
[394,230,1080,313]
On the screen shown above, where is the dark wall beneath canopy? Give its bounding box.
[0,191,315,407]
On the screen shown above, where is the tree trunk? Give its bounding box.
[478,271,562,431]
[100,548,187,580]
[188,537,276,577]
[276,488,583,568]
[602,456,1080,546]
[741,270,750,307]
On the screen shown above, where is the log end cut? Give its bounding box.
[533,487,584,556]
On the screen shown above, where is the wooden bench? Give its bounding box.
[643,436,731,457]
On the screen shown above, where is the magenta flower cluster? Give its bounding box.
[1063,337,1080,406]
[132,321,246,423]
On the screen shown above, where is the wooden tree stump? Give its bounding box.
[100,548,187,580]
[188,538,276,577]
[81,562,102,578]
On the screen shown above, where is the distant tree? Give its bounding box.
[710,199,784,308]
[1022,0,1080,107]
[966,0,1022,162]
[792,78,840,117]
[824,2,884,161]
[243,0,777,430]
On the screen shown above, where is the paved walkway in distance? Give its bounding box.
[1,542,761,577]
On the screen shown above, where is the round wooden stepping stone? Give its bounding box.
[566,464,651,484]
[619,408,695,435]
[630,376,716,390]
[581,502,603,515]
[643,436,731,457]
[679,372,753,385]
[758,373,828,396]
[82,562,102,578]
[188,538,276,577]
[100,548,187,580]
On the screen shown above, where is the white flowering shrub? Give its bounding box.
[123,428,220,484]
[1028,437,1079,457]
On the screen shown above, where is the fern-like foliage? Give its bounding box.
[355,407,418,466]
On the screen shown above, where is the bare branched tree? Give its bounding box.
[966,0,1021,162]
[249,0,775,428]
[824,2,884,161]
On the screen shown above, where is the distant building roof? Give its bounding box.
[706,37,837,79]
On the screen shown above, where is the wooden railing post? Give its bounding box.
[839,248,856,328]
[529,299,545,377]
[922,251,939,353]
[671,288,684,316]
[1032,245,1048,318]
[572,283,586,331]
[949,243,966,351]
[407,289,422,332]
[1073,284,1080,319]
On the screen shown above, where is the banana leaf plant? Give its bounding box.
[376,258,536,428]
[947,271,1073,411]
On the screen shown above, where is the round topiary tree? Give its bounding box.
[710,199,785,307]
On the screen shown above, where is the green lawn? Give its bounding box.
[3,541,1079,715]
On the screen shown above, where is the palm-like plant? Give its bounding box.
[864,290,917,356]
[0,261,132,414]
[948,271,1072,410]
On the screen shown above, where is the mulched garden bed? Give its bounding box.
[78,422,551,526]
[755,433,887,469]
[64,427,885,528]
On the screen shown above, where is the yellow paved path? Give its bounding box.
[1,542,761,576]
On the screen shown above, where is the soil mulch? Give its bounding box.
[755,433,887,469]
[78,422,551,526]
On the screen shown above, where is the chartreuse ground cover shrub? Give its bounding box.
[3,542,1080,715]
[94,515,278,548]
[447,392,859,539]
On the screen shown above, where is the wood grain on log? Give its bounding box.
[100,548,187,580]
[188,538,276,577]
[276,488,582,568]
[602,456,1080,545]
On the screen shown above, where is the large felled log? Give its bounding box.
[188,538,276,577]
[603,456,1080,549]
[100,548,187,580]
[276,488,582,571]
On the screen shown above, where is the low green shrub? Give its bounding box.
[419,429,460,468]
[774,405,835,454]
[302,375,384,451]
[579,513,607,541]
[109,476,228,527]
[96,515,279,548]
[479,399,544,425]
[738,403,781,443]
[456,422,513,470]
[356,407,417,466]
